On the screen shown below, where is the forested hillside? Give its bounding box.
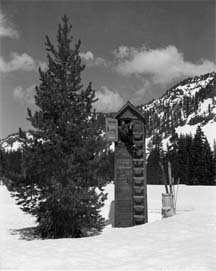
[139,72,216,139]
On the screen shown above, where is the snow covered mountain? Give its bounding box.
[0,134,23,152]
[1,72,216,151]
[138,72,216,147]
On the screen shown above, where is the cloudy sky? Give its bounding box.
[0,0,215,138]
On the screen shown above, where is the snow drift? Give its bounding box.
[0,183,216,270]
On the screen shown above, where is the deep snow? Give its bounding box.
[0,183,216,271]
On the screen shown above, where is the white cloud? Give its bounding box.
[94,86,124,113]
[131,80,154,105]
[115,45,216,84]
[94,57,107,67]
[0,53,36,73]
[80,51,107,67]
[80,51,94,61]
[13,85,36,104]
[0,52,47,73]
[0,10,19,39]
[113,46,132,59]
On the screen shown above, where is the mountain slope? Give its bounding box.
[137,72,216,146]
[0,134,23,152]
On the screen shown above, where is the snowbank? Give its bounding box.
[0,183,216,271]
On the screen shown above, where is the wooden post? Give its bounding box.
[168,161,173,195]
[159,162,169,194]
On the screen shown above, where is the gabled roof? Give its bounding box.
[115,101,145,123]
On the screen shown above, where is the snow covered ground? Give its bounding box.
[0,183,216,271]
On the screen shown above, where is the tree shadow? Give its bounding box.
[9,226,41,241]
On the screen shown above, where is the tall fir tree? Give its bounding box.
[191,126,214,185]
[147,148,163,184]
[0,148,23,191]
[147,135,163,185]
[0,147,5,180]
[178,134,193,184]
[166,129,180,183]
[12,15,109,238]
[168,133,193,185]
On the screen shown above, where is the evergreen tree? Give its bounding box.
[0,148,5,179]
[12,15,109,238]
[146,138,153,155]
[0,148,23,190]
[0,148,4,170]
[183,95,191,117]
[147,147,163,184]
[191,126,214,185]
[166,129,180,183]
[213,139,216,183]
[152,134,163,150]
[3,150,22,179]
[178,134,193,184]
[147,136,163,184]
